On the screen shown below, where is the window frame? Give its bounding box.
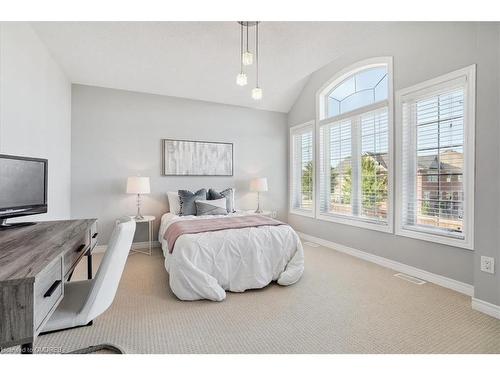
[395,65,475,250]
[315,57,394,233]
[289,120,316,218]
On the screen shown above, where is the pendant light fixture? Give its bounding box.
[236,21,262,100]
[241,22,253,66]
[251,22,262,100]
[235,23,247,86]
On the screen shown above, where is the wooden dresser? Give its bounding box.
[0,219,97,352]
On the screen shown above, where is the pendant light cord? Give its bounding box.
[256,22,259,87]
[240,23,243,73]
[246,22,249,53]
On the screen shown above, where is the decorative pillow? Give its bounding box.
[208,188,235,213]
[178,189,207,216]
[167,192,181,215]
[195,198,228,216]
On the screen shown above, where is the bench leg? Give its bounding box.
[21,342,33,354]
[87,252,93,279]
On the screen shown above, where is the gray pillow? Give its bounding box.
[195,198,228,216]
[178,189,207,216]
[208,188,235,213]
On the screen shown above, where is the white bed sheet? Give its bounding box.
[158,212,304,301]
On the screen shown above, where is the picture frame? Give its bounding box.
[161,139,234,176]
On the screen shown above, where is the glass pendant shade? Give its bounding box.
[236,73,248,86]
[252,87,263,100]
[242,51,253,66]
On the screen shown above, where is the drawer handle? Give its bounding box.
[75,244,86,253]
[44,280,62,298]
[92,232,98,239]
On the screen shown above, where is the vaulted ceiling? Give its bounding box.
[32,22,389,113]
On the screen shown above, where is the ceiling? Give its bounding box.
[32,22,388,113]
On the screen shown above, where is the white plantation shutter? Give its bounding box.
[360,109,389,221]
[397,66,475,249]
[319,119,352,216]
[290,123,314,213]
[319,108,389,225]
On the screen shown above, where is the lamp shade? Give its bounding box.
[249,177,268,192]
[126,176,150,194]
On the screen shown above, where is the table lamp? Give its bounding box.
[127,176,150,220]
[249,177,268,213]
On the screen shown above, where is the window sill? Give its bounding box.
[396,226,473,250]
[317,213,393,233]
[289,209,315,218]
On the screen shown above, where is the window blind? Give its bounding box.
[291,125,314,212]
[319,107,389,224]
[401,82,466,238]
[360,110,389,221]
[320,119,352,215]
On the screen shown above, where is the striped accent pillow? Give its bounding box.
[208,188,235,213]
[195,198,228,216]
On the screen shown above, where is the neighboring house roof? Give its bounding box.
[332,152,389,172]
[364,152,389,170]
[330,150,462,174]
[333,157,352,172]
[417,150,463,174]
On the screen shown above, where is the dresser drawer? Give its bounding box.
[34,256,63,331]
[63,234,90,278]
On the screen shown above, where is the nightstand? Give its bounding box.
[128,215,155,256]
[244,210,273,218]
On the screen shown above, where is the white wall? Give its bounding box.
[0,22,72,220]
[287,22,500,305]
[71,85,288,244]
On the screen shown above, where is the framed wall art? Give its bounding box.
[162,139,233,176]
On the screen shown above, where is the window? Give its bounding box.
[396,65,475,249]
[326,67,388,118]
[317,58,393,232]
[290,122,315,216]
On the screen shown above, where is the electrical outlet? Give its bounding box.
[271,210,278,218]
[480,256,495,274]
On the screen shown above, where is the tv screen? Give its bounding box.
[0,155,47,213]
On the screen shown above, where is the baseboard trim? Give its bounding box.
[471,298,500,319]
[93,241,161,254]
[297,232,474,297]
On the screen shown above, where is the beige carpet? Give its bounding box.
[6,243,500,353]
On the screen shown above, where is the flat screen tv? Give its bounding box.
[0,154,48,229]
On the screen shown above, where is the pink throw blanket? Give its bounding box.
[164,215,286,253]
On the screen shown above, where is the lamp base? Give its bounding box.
[255,191,263,214]
[134,194,144,220]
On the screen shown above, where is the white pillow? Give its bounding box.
[167,192,181,215]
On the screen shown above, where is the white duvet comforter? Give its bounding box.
[158,212,304,301]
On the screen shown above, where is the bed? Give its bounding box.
[158,211,304,301]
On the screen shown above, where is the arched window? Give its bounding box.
[326,66,388,118]
[316,57,393,232]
